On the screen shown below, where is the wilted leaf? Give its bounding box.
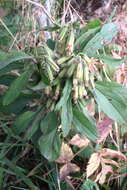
[60,163,80,180]
[56,142,73,163]
[69,134,90,148]
[101,158,119,168]
[97,117,113,143]
[99,165,113,184]
[86,153,101,178]
[100,148,127,162]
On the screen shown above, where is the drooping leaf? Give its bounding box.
[38,130,61,161]
[3,68,33,105]
[100,148,127,162]
[25,108,45,140]
[61,97,73,137]
[0,50,35,70]
[39,111,61,161]
[94,81,127,123]
[56,80,72,110]
[73,107,98,142]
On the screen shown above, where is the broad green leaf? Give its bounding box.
[40,112,59,134]
[61,97,73,137]
[0,51,35,70]
[56,80,72,110]
[38,130,61,161]
[94,81,127,123]
[83,23,118,57]
[86,19,102,29]
[25,109,45,140]
[14,111,35,135]
[75,27,101,50]
[80,179,99,190]
[0,93,40,115]
[3,69,33,105]
[99,55,125,67]
[73,107,98,142]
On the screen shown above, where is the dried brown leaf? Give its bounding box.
[97,117,113,143]
[101,158,119,168]
[69,134,90,148]
[100,148,127,162]
[60,163,80,180]
[86,153,101,178]
[99,164,113,184]
[56,142,74,163]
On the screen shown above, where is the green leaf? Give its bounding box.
[75,27,101,50]
[3,69,33,105]
[25,109,45,140]
[83,23,118,57]
[0,62,24,77]
[40,112,59,135]
[94,81,127,123]
[56,80,72,110]
[0,74,17,86]
[39,111,61,161]
[0,93,40,115]
[80,179,99,190]
[0,51,35,70]
[99,55,125,67]
[4,158,38,190]
[61,97,73,137]
[73,107,98,142]
[14,111,35,135]
[38,130,61,161]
